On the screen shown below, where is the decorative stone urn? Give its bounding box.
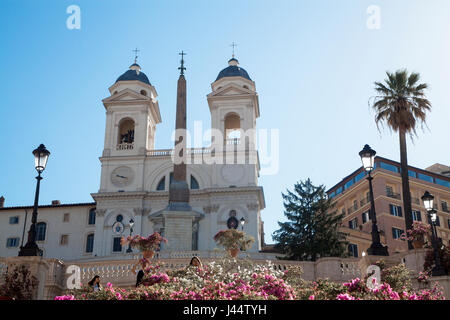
[143,250,155,259]
[229,248,239,258]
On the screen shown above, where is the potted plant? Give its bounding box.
[400,221,430,249]
[213,229,255,257]
[121,232,167,258]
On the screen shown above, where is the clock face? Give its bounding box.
[111,166,134,187]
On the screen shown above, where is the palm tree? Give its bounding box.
[371,69,431,250]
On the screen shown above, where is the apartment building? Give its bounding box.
[327,157,450,257]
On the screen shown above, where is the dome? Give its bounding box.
[216,58,251,81]
[115,63,151,85]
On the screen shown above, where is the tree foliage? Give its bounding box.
[272,178,348,261]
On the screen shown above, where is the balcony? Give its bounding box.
[225,138,241,145]
[116,143,134,151]
[360,197,370,207]
[386,192,401,200]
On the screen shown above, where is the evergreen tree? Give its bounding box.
[273,178,348,261]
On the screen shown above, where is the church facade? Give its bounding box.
[0,55,266,261]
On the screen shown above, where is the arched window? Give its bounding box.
[118,118,135,144]
[36,222,47,241]
[224,113,241,140]
[116,215,123,222]
[190,175,199,190]
[88,208,96,225]
[157,176,166,191]
[86,234,94,253]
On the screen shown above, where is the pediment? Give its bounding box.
[103,88,148,103]
[209,83,253,97]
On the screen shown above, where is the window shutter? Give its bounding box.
[362,213,366,224]
[417,211,422,221]
[397,206,403,217]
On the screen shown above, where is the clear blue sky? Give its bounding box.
[1,1,449,244]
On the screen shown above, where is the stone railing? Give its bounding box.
[2,249,449,299]
[116,143,134,151]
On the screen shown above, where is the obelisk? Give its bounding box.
[168,51,191,210]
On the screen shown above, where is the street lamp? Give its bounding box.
[126,218,135,253]
[421,191,446,276]
[19,144,50,256]
[359,144,389,256]
[240,217,246,231]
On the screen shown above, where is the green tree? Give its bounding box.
[273,178,348,261]
[371,70,431,249]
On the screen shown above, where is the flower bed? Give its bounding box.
[55,258,445,301]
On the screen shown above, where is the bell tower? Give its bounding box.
[207,56,261,187]
[98,60,161,193]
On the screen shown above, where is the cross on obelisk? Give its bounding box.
[230,42,237,58]
[178,51,186,75]
[133,48,140,63]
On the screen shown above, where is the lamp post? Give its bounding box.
[421,191,446,276]
[240,217,246,231]
[126,218,135,253]
[19,144,50,257]
[359,144,389,256]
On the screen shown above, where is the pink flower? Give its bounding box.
[336,293,356,300]
[309,295,315,300]
[54,295,75,300]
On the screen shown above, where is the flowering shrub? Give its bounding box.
[400,221,430,242]
[121,232,167,252]
[0,265,39,300]
[55,260,445,301]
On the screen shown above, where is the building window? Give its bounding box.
[442,201,449,213]
[156,177,165,191]
[9,216,19,224]
[417,173,433,183]
[190,175,199,190]
[348,244,358,258]
[86,234,94,253]
[63,213,70,223]
[408,170,417,178]
[379,162,399,173]
[353,200,358,210]
[392,227,404,240]
[60,235,69,246]
[411,210,422,222]
[436,178,450,188]
[447,219,450,229]
[88,208,96,225]
[354,171,366,183]
[113,237,122,252]
[36,222,47,241]
[362,211,370,224]
[349,218,358,230]
[386,185,394,196]
[6,237,20,248]
[116,215,123,222]
[389,204,403,217]
[336,187,343,195]
[345,179,354,190]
